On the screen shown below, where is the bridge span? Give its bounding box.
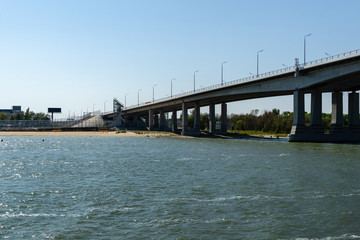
[118,49,360,142]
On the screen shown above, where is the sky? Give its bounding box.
[0,0,359,119]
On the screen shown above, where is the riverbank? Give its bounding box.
[0,131,175,138]
[0,130,287,140]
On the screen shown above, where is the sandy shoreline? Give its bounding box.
[0,130,287,140]
[0,131,175,138]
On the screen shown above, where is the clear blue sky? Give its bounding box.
[0,0,359,118]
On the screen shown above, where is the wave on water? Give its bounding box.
[160,191,360,203]
[294,233,360,240]
[176,157,194,161]
[0,212,82,218]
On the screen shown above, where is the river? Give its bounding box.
[0,136,359,239]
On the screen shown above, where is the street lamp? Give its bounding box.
[304,33,312,65]
[124,93,128,108]
[171,78,176,98]
[257,50,264,77]
[221,61,227,85]
[193,70,199,92]
[153,84,157,102]
[137,89,142,105]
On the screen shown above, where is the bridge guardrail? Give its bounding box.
[125,49,360,109]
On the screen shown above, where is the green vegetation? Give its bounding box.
[116,129,127,134]
[185,108,350,135]
[229,109,292,134]
[0,108,50,121]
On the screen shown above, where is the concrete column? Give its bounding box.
[133,115,138,128]
[159,109,165,131]
[348,91,360,130]
[310,90,323,133]
[154,114,159,129]
[220,103,227,133]
[124,114,128,127]
[148,109,154,131]
[181,102,188,135]
[291,90,305,134]
[194,102,201,131]
[330,91,343,133]
[209,103,216,133]
[172,110,177,132]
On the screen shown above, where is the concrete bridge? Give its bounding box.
[119,49,360,142]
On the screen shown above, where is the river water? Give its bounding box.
[0,136,360,239]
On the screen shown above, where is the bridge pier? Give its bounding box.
[220,103,227,134]
[159,109,165,131]
[192,102,201,135]
[209,103,216,133]
[123,114,129,128]
[289,90,360,142]
[348,91,360,132]
[172,110,178,133]
[310,90,323,134]
[181,102,188,135]
[133,115,138,128]
[330,91,343,134]
[154,113,159,129]
[290,90,305,135]
[148,109,154,130]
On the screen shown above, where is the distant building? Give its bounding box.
[0,106,22,116]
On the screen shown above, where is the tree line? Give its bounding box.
[187,109,348,134]
[0,108,50,121]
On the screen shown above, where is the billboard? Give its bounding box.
[48,108,62,113]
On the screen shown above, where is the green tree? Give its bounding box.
[33,112,50,121]
[0,112,8,120]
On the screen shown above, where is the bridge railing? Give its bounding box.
[300,49,360,68]
[125,48,360,109]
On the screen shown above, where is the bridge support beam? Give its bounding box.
[220,103,227,134]
[133,115,138,128]
[330,91,344,134]
[290,90,305,134]
[310,90,323,133]
[148,110,154,130]
[172,110,177,133]
[154,114,159,129]
[192,102,201,135]
[123,114,128,128]
[348,91,360,132]
[159,109,165,131]
[209,103,216,133]
[181,102,188,135]
[290,90,360,142]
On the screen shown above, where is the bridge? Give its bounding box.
[117,49,360,142]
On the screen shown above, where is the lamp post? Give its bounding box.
[104,100,107,113]
[171,78,176,98]
[304,33,312,65]
[137,89,142,105]
[221,61,227,85]
[124,93,128,108]
[193,70,199,92]
[153,84,157,102]
[257,50,264,77]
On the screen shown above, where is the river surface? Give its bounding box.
[0,136,360,239]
